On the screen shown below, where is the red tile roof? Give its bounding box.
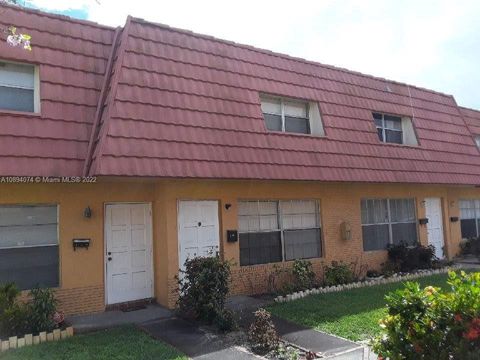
[0,4,116,176]
[2,5,480,184]
[460,107,480,136]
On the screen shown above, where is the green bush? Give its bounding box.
[0,284,58,337]
[372,271,480,360]
[386,243,436,273]
[29,287,58,334]
[291,259,316,291]
[323,261,355,286]
[248,308,279,355]
[0,283,30,337]
[213,308,237,333]
[177,256,234,330]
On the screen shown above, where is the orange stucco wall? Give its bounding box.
[156,180,478,307]
[0,180,155,314]
[1,178,478,314]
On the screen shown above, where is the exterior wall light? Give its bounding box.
[84,206,92,218]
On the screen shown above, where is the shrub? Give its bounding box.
[274,343,300,360]
[28,287,58,334]
[323,261,355,286]
[177,256,234,330]
[372,271,480,360]
[386,243,436,273]
[213,308,237,333]
[248,308,279,355]
[0,283,29,337]
[460,237,480,257]
[0,284,59,337]
[291,259,316,291]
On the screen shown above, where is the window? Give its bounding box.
[459,200,480,239]
[261,96,312,134]
[372,112,418,145]
[238,200,321,266]
[0,205,59,290]
[0,61,38,112]
[361,198,417,251]
[373,113,402,144]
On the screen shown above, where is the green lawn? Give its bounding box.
[268,271,477,342]
[0,326,187,360]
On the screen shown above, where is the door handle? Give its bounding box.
[198,222,202,227]
[108,252,111,255]
[107,257,112,261]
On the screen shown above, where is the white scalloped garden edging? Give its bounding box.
[274,266,460,303]
[0,327,74,352]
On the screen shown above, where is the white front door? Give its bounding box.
[105,203,153,305]
[177,201,220,272]
[425,198,445,259]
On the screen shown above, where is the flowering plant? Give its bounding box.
[372,271,480,360]
[1,0,32,50]
[5,26,31,50]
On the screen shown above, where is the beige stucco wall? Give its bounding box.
[0,178,478,314]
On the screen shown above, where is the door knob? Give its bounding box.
[108,257,112,261]
[198,222,202,227]
[107,252,111,255]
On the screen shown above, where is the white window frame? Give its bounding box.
[238,199,322,263]
[261,96,310,134]
[373,113,403,144]
[0,59,41,113]
[361,198,418,250]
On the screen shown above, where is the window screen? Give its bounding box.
[261,96,310,134]
[280,200,321,260]
[238,201,281,266]
[459,200,480,239]
[0,62,35,112]
[0,205,59,289]
[238,200,321,265]
[361,198,417,251]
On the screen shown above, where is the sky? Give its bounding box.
[24,0,480,109]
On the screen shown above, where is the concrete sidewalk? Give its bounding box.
[67,304,173,333]
[140,317,259,359]
[69,296,366,359]
[227,295,364,359]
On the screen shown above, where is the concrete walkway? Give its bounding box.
[140,317,258,359]
[227,295,364,359]
[68,297,366,359]
[456,256,480,268]
[68,304,173,333]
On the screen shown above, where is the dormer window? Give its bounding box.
[373,112,418,146]
[260,95,325,136]
[0,60,39,113]
[261,96,310,134]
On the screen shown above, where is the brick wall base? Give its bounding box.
[19,285,105,316]
[165,255,384,309]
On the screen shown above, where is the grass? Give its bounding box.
[268,272,476,342]
[0,326,187,360]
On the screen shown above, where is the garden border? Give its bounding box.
[0,326,74,352]
[274,266,460,303]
